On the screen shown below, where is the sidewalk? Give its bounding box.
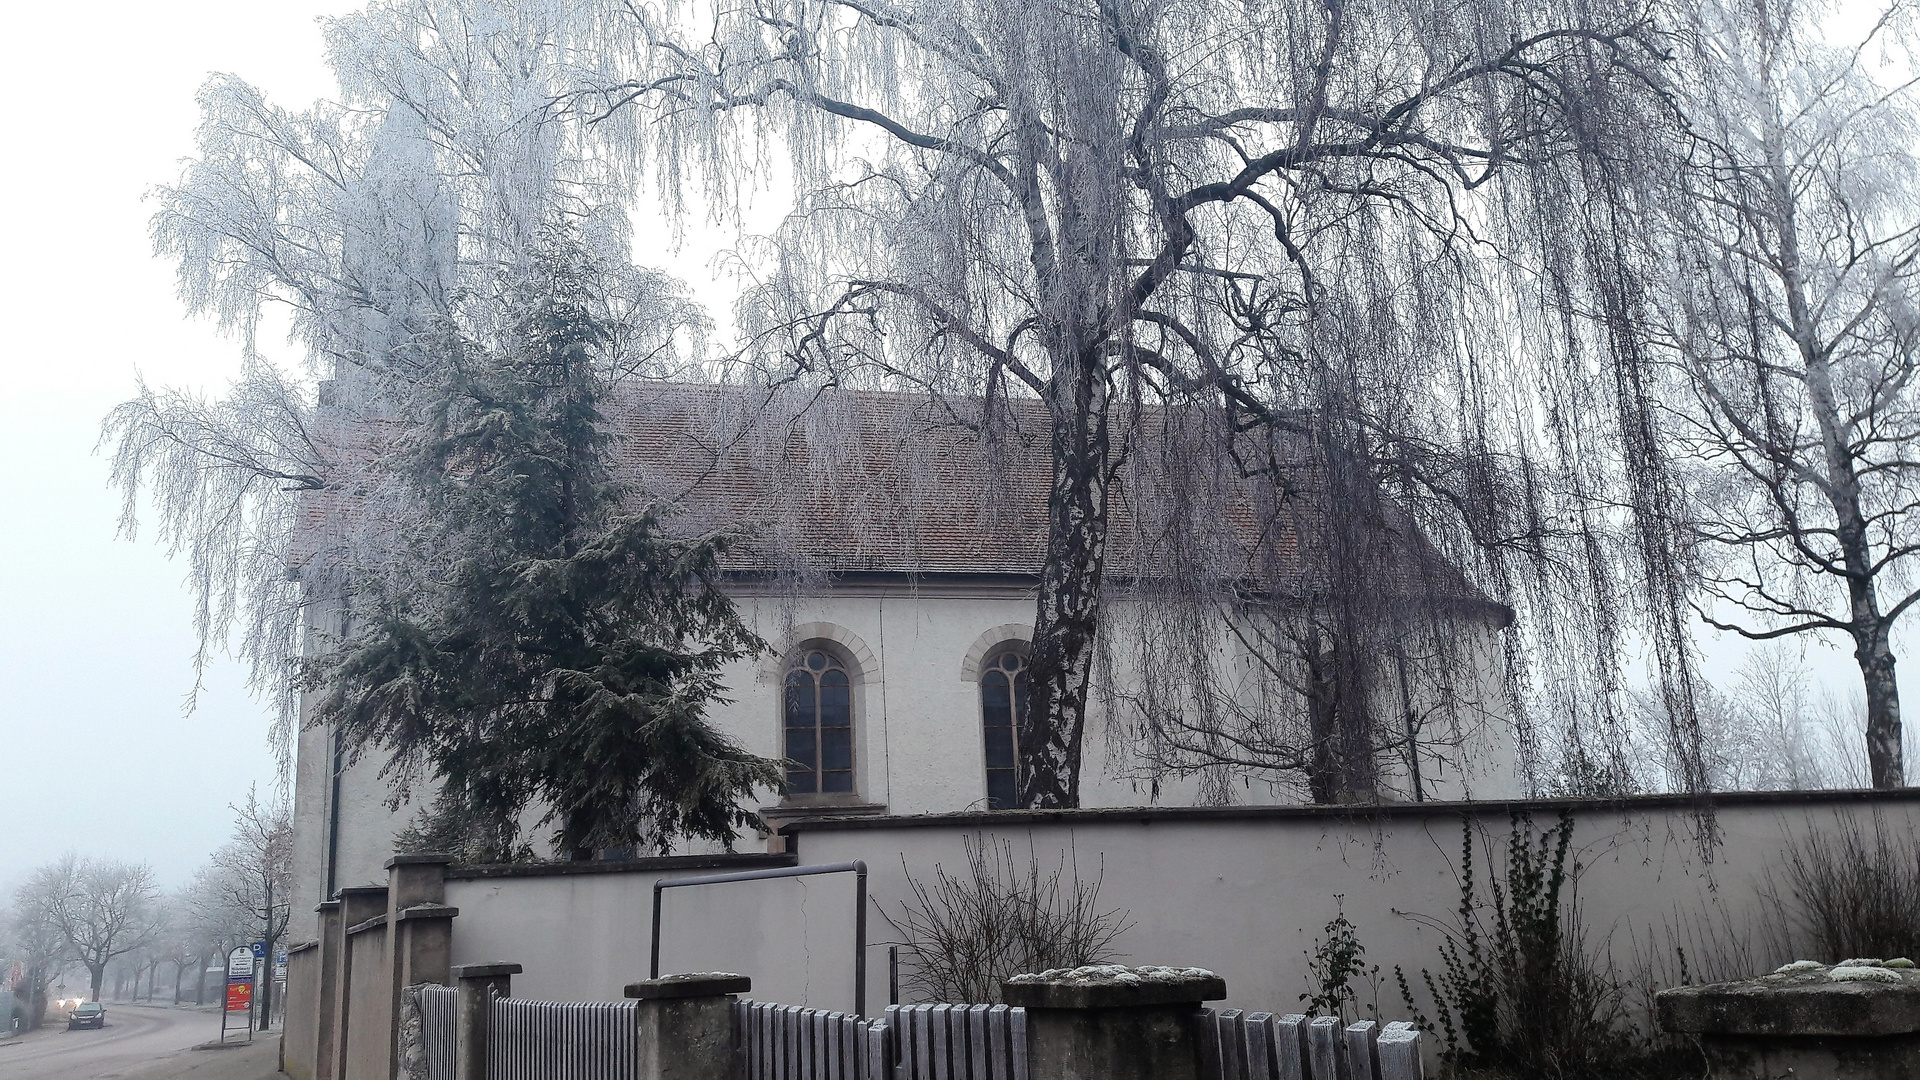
[136,1038,286,1080]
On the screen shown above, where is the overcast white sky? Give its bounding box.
[0,0,375,893]
[0,0,1906,897]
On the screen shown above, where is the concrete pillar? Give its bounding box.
[1000,965,1226,1080]
[329,886,388,1080]
[386,855,457,1080]
[313,901,343,1080]
[451,963,519,1080]
[386,854,452,912]
[624,973,752,1080]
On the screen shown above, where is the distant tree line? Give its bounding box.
[3,792,288,1030]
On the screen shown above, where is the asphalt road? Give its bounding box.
[0,1004,283,1080]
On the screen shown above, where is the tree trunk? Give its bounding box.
[89,963,104,1003]
[1019,348,1112,809]
[259,935,277,1030]
[1855,626,1905,788]
[1301,627,1379,803]
[1767,141,1905,790]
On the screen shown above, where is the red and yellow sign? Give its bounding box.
[225,980,253,1013]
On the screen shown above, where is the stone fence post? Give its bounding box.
[451,963,518,1080]
[1001,965,1227,1080]
[386,855,457,1080]
[624,973,752,1080]
[1658,959,1920,1079]
[328,885,387,1080]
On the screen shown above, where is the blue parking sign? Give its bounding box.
[250,942,266,960]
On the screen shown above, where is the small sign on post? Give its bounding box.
[219,946,256,1044]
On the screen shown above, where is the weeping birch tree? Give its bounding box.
[582,0,1691,805]
[1654,0,1920,788]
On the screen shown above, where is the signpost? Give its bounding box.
[219,946,255,1044]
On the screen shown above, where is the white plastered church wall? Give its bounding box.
[290,580,1520,916]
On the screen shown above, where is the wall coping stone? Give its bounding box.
[781,786,1920,835]
[1659,963,1920,1037]
[450,963,523,978]
[337,885,390,897]
[287,940,320,956]
[314,899,341,913]
[446,852,794,881]
[395,903,460,922]
[386,853,456,869]
[347,913,389,936]
[625,973,753,1000]
[1002,965,1227,1009]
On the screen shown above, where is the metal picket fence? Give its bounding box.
[414,990,1422,1080]
[415,985,459,1080]
[488,996,638,1080]
[1197,1010,1424,1080]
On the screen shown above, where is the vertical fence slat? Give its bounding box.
[936,1004,958,1080]
[910,1006,931,1080]
[1007,1006,1027,1080]
[1346,1021,1379,1080]
[1196,1009,1224,1080]
[1240,1012,1274,1080]
[966,1004,990,1080]
[849,1014,862,1080]
[827,1012,844,1080]
[1273,1015,1308,1080]
[1307,1016,1345,1080]
[804,1007,818,1079]
[985,1004,1009,1080]
[865,1018,888,1080]
[947,1005,968,1080]
[885,1006,905,1080]
[1220,1009,1246,1080]
[1376,1024,1421,1080]
[781,1005,794,1080]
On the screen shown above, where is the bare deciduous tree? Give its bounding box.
[1655,0,1920,787]
[4,894,68,1029]
[204,789,292,1026]
[20,855,160,1003]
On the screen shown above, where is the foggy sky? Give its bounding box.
[0,1,358,892]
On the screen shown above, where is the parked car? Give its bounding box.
[66,1002,104,1030]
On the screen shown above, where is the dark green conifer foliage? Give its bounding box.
[311,232,782,859]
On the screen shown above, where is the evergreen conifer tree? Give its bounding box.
[311,231,781,859]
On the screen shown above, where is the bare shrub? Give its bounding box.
[1763,811,1920,963]
[883,837,1130,1004]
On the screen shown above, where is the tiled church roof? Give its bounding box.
[294,382,1494,611]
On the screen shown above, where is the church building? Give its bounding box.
[287,385,1519,940]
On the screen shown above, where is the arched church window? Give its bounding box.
[784,649,854,796]
[979,648,1028,810]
